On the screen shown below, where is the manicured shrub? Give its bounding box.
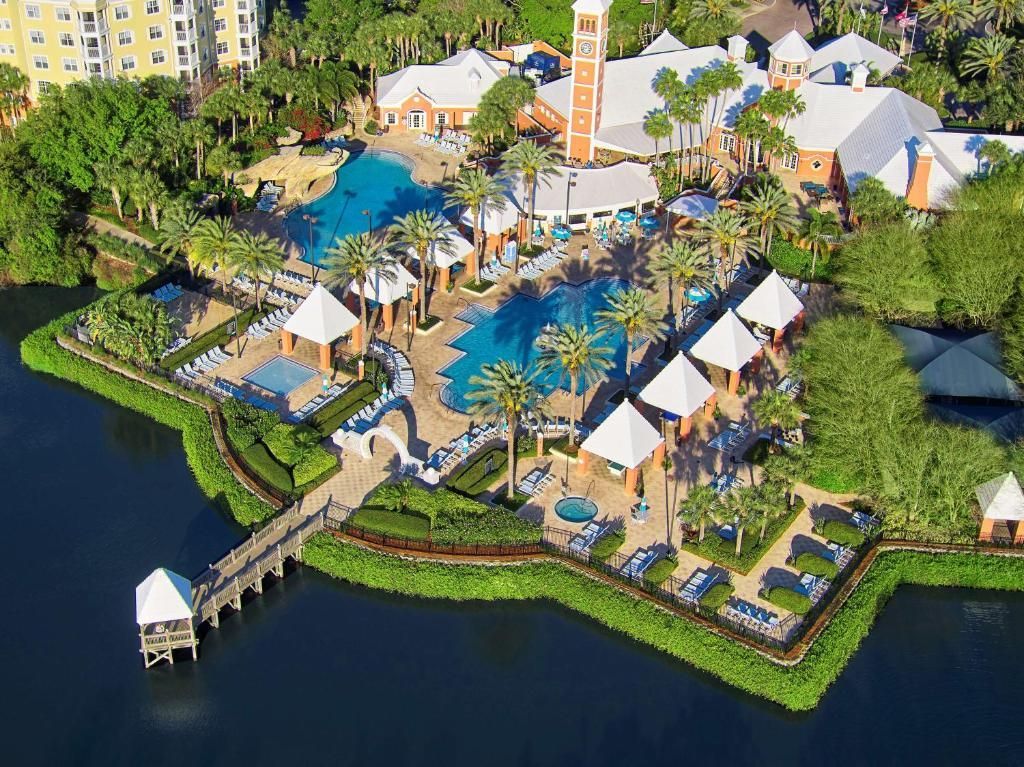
[794,552,839,579]
[448,447,508,496]
[821,519,865,547]
[241,443,293,493]
[349,509,430,539]
[363,119,379,135]
[764,586,812,615]
[699,582,734,612]
[309,380,379,436]
[431,506,542,546]
[590,530,625,562]
[680,499,804,575]
[222,399,278,451]
[768,239,831,281]
[292,446,337,486]
[159,306,263,372]
[263,423,321,466]
[642,556,678,586]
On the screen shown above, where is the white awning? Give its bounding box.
[638,353,715,418]
[350,262,419,306]
[736,270,804,330]
[976,472,1024,521]
[458,196,522,233]
[580,401,664,469]
[689,309,762,372]
[282,284,359,346]
[135,568,193,625]
[664,193,719,220]
[406,229,475,269]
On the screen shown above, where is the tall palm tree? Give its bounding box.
[678,484,718,543]
[0,62,29,132]
[595,287,668,389]
[978,139,1012,174]
[752,390,802,454]
[799,209,842,278]
[157,205,204,276]
[716,485,760,556]
[960,35,1017,81]
[643,109,673,166]
[128,169,166,230]
[733,109,770,174]
[650,241,714,320]
[919,0,976,34]
[180,119,215,180]
[445,168,507,279]
[465,360,550,500]
[193,216,239,290]
[230,231,285,312]
[85,293,174,366]
[980,0,1024,31]
[740,178,797,262]
[698,208,752,289]
[324,232,399,358]
[500,141,559,255]
[535,324,614,446]
[391,210,456,321]
[93,159,131,221]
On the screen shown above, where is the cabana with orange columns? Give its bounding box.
[578,402,666,497]
[975,472,1024,544]
[458,197,524,266]
[736,270,806,354]
[637,353,715,444]
[688,309,763,395]
[281,284,360,371]
[349,263,419,332]
[405,229,475,292]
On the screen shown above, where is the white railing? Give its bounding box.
[83,45,111,60]
[237,23,249,34]
[177,54,193,66]
[175,30,194,42]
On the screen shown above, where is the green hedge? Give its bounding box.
[21,305,275,526]
[263,423,318,465]
[309,380,379,437]
[821,520,866,547]
[241,443,294,493]
[159,306,263,372]
[681,499,804,575]
[768,239,832,281]
[642,557,678,586]
[699,582,734,612]
[293,448,337,486]
[349,509,431,539]
[764,586,812,615]
[222,399,279,451]
[449,447,508,496]
[590,530,625,562]
[794,552,840,579]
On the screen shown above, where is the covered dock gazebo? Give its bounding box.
[349,263,419,331]
[736,270,805,353]
[282,283,360,370]
[638,353,715,442]
[975,472,1024,544]
[579,401,666,496]
[135,567,196,667]
[406,230,475,292]
[689,309,763,395]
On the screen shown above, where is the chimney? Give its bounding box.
[906,141,934,210]
[850,63,869,93]
[727,35,748,63]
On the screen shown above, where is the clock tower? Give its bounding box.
[568,0,611,162]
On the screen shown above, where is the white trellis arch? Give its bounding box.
[358,426,423,474]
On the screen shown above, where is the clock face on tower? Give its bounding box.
[578,41,594,56]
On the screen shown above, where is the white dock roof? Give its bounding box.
[135,568,193,625]
[350,262,419,306]
[580,401,664,469]
[406,229,475,269]
[283,284,359,345]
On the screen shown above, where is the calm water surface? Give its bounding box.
[2,286,1023,766]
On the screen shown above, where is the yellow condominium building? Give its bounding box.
[0,0,265,99]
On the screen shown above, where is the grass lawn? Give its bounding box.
[349,508,431,539]
[545,434,578,458]
[680,500,804,575]
[308,380,379,436]
[160,306,264,371]
[89,205,160,244]
[494,491,531,511]
[416,314,442,331]
[461,278,495,294]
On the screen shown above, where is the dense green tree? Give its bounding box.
[85,292,173,365]
[848,177,907,227]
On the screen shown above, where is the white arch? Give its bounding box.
[358,426,423,474]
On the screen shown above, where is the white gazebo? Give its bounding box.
[579,401,666,496]
[689,309,764,394]
[664,192,719,223]
[135,567,197,667]
[975,472,1024,544]
[736,270,805,352]
[405,229,475,291]
[638,353,716,442]
[349,262,419,331]
[282,283,360,370]
[458,196,524,268]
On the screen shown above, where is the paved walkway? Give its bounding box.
[741,0,815,55]
[70,211,155,247]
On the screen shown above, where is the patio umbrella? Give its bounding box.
[551,224,571,241]
[616,210,637,224]
[639,215,659,230]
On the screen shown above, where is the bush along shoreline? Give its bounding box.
[303,533,1024,711]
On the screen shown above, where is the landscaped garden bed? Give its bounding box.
[680,498,805,575]
[764,586,812,615]
[307,379,379,437]
[460,278,495,295]
[160,306,266,372]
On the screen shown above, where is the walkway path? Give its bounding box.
[69,211,154,247]
[741,0,815,54]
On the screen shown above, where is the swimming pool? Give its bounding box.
[243,356,319,396]
[439,279,637,413]
[554,496,599,523]
[284,149,447,267]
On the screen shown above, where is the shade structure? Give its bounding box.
[616,210,637,223]
[135,568,193,625]
[459,197,521,234]
[664,193,719,220]
[551,224,571,240]
[580,401,664,470]
[350,262,419,306]
[406,229,474,269]
[976,472,1024,521]
[689,309,762,372]
[639,353,715,419]
[638,215,659,229]
[282,284,359,346]
[736,270,804,330]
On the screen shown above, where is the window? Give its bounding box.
[145,0,160,15]
[213,18,226,31]
[781,152,799,172]
[577,17,595,34]
[37,80,51,94]
[151,49,165,64]
[213,0,224,7]
[55,6,71,20]
[25,4,41,19]
[62,57,78,72]
[778,61,788,75]
[29,30,44,44]
[120,55,136,70]
[790,63,804,76]
[385,112,397,125]
[149,25,163,40]
[59,32,74,46]
[435,112,447,126]
[216,41,228,55]
[719,132,736,153]
[0,44,15,55]
[117,30,133,46]
[114,4,130,20]
[32,55,48,69]
[0,19,11,30]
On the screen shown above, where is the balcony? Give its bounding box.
[80,20,109,35]
[175,29,195,43]
[236,0,249,9]
[83,44,111,61]
[177,54,197,67]
[239,46,254,59]
[237,23,250,34]
[170,3,193,18]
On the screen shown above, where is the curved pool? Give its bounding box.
[554,496,599,523]
[284,149,446,267]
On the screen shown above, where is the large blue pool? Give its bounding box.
[243,356,319,396]
[285,149,446,267]
[439,279,637,413]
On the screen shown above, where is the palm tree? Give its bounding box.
[85,293,174,366]
[752,390,801,454]
[650,241,714,320]
[979,139,1012,174]
[391,210,456,321]
[919,0,976,34]
[445,168,508,279]
[500,141,559,261]
[535,324,614,446]
[595,287,668,389]
[0,62,29,131]
[93,159,131,221]
[180,119,215,180]
[643,109,673,166]
[324,232,399,357]
[465,360,550,500]
[678,484,718,543]
[979,0,1024,31]
[799,209,842,277]
[230,231,285,312]
[698,208,752,289]
[193,216,239,289]
[960,35,1017,81]
[740,179,797,263]
[128,169,166,230]
[716,486,760,556]
[157,205,203,276]
[733,109,770,174]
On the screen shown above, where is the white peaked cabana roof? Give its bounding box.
[350,262,419,305]
[664,193,719,220]
[639,353,715,419]
[459,196,522,233]
[736,270,804,330]
[283,284,359,345]
[689,309,762,372]
[406,230,475,269]
[975,472,1024,521]
[135,568,193,625]
[580,401,664,470]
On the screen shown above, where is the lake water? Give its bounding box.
[3,286,1023,766]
